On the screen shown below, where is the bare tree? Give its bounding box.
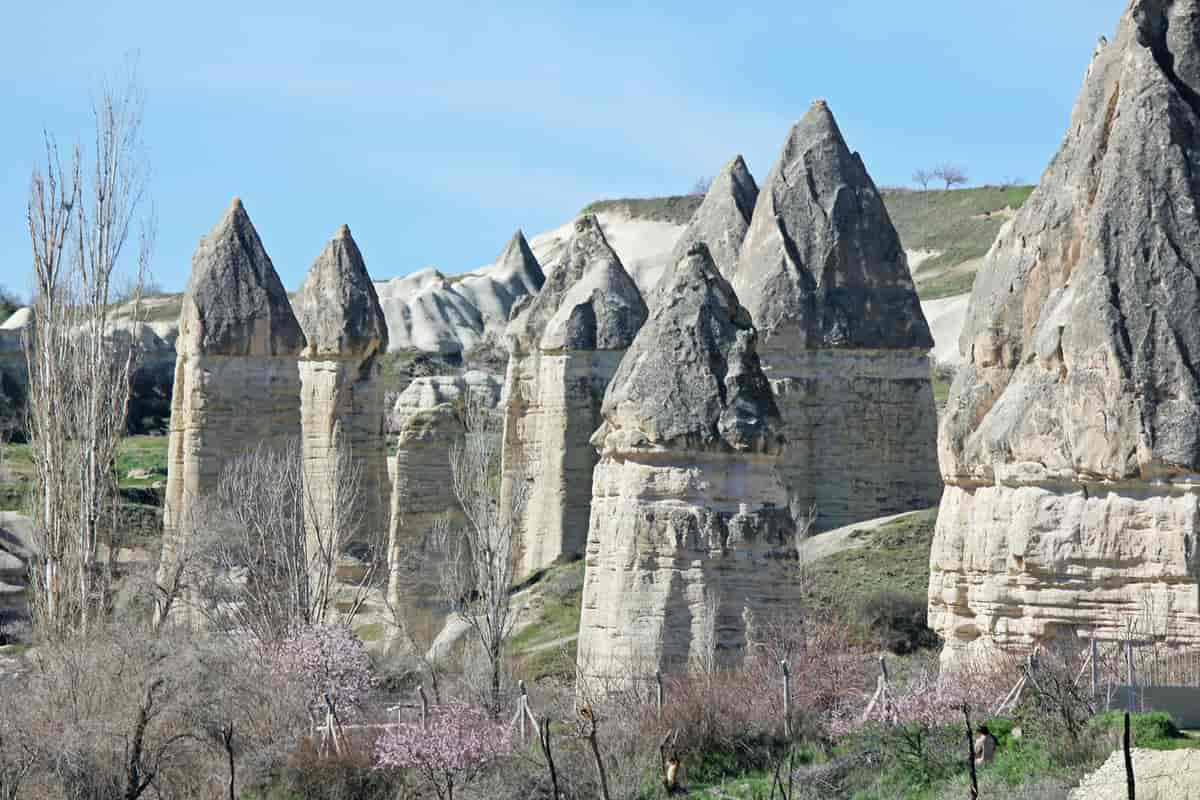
[23,59,152,638]
[932,164,969,190]
[189,435,378,646]
[912,168,934,189]
[437,394,528,719]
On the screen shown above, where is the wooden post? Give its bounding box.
[1127,641,1137,713]
[655,671,664,721]
[963,704,979,800]
[781,660,792,739]
[519,680,529,745]
[1091,637,1099,700]
[1124,711,1136,800]
[418,684,429,732]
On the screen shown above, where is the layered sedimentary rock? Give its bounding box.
[156,199,306,606]
[385,370,504,647]
[931,0,1200,662]
[499,215,648,577]
[577,244,795,686]
[731,101,939,531]
[294,225,390,598]
[667,155,758,282]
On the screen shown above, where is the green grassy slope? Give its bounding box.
[884,185,1035,299]
[580,194,703,226]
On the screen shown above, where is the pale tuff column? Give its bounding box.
[499,215,647,578]
[576,244,797,690]
[293,225,389,616]
[931,2,1200,663]
[730,101,940,532]
[157,198,306,623]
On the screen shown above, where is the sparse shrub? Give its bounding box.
[273,738,397,800]
[854,590,939,654]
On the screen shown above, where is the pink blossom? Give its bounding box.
[275,624,372,718]
[375,703,511,800]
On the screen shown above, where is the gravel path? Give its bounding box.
[1071,748,1200,799]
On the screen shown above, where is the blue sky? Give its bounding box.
[1,1,1127,296]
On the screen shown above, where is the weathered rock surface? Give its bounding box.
[0,512,34,625]
[157,199,306,606]
[731,101,940,531]
[387,401,466,649]
[577,244,796,686]
[500,215,648,576]
[294,225,390,608]
[385,371,504,649]
[388,371,502,431]
[667,155,758,283]
[375,230,543,354]
[931,1,1200,662]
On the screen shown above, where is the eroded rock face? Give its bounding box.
[577,245,795,687]
[385,370,504,651]
[294,225,390,611]
[157,199,306,607]
[375,230,544,355]
[500,215,648,576]
[931,0,1200,662]
[731,101,940,530]
[386,402,466,649]
[667,155,758,283]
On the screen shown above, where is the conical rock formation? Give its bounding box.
[732,102,940,530]
[667,155,758,282]
[157,199,305,612]
[932,0,1200,662]
[500,215,648,576]
[576,244,795,687]
[294,225,390,623]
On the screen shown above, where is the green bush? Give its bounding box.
[1089,711,1188,749]
[854,590,939,654]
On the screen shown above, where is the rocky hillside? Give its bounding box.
[0,184,1033,431]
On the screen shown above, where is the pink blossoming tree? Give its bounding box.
[276,624,373,720]
[375,703,512,800]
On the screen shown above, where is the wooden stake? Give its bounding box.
[781,660,792,739]
[655,670,664,721]
[1124,711,1136,800]
[963,704,979,800]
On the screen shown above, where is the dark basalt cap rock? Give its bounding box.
[506,214,647,353]
[666,154,759,283]
[180,198,306,357]
[943,0,1200,481]
[597,243,782,454]
[294,224,389,360]
[493,229,545,297]
[731,101,932,351]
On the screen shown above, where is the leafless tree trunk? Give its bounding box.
[24,59,151,638]
[437,393,528,718]
[190,435,375,645]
